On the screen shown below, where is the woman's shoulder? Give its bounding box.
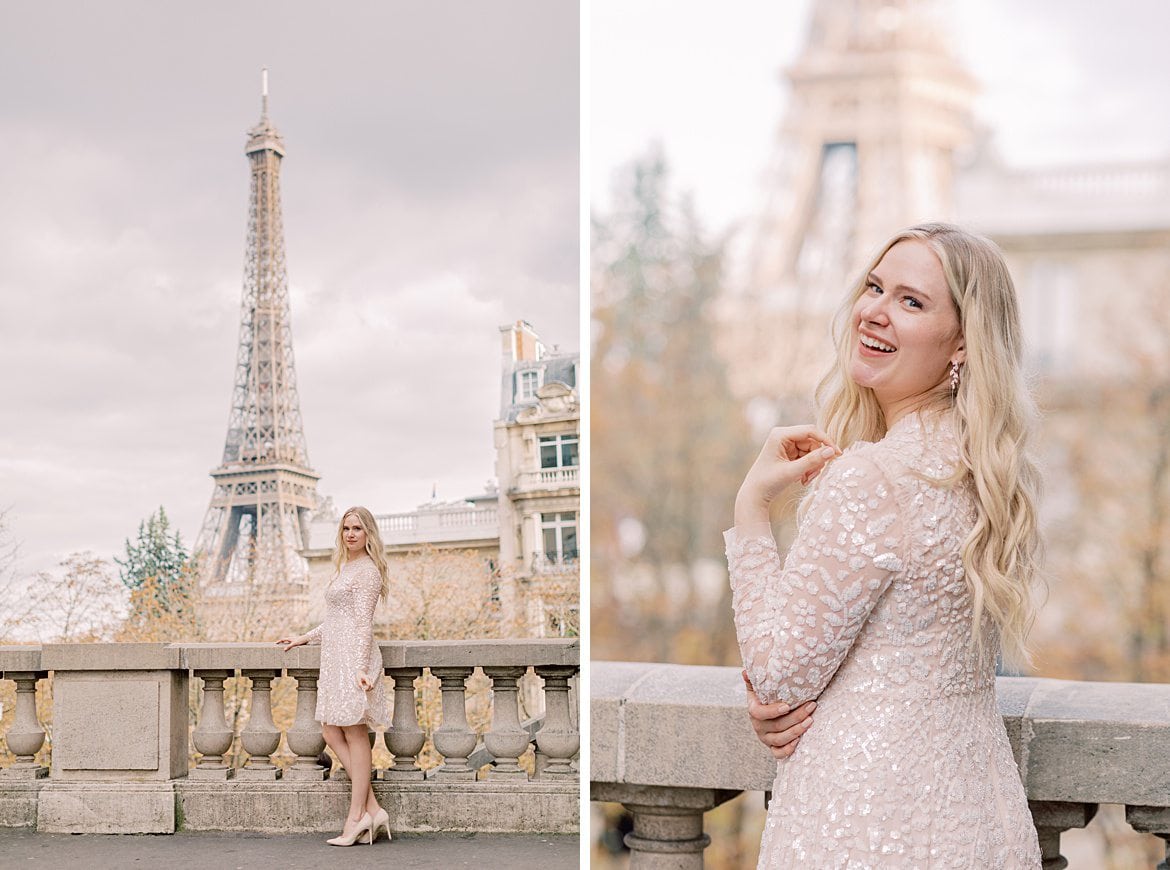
[868,411,962,478]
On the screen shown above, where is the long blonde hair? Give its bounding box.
[815,222,1042,669]
[332,506,390,600]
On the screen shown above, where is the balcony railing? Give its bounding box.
[514,467,579,491]
[0,640,578,835]
[591,661,1170,869]
[371,505,499,545]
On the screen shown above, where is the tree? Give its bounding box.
[1032,268,1170,684]
[591,148,755,665]
[385,545,502,641]
[16,553,125,642]
[115,507,190,609]
[0,508,30,642]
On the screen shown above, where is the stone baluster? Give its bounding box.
[430,666,477,780]
[1125,805,1170,870]
[383,667,425,781]
[0,671,48,778]
[483,666,529,780]
[534,665,579,777]
[1029,801,1097,870]
[190,670,235,779]
[284,669,326,780]
[238,669,282,779]
[592,784,740,870]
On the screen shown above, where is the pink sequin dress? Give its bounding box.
[726,412,1041,868]
[305,556,390,728]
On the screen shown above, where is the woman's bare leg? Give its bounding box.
[322,724,351,770]
[340,724,382,827]
[320,725,379,818]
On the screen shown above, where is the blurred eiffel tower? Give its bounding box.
[195,70,319,635]
[724,0,977,422]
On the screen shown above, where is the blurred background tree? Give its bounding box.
[591,149,756,666]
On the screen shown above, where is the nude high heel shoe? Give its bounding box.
[327,812,373,846]
[370,807,392,843]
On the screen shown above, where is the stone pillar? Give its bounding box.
[383,667,425,781]
[0,671,47,779]
[190,670,235,780]
[592,783,740,870]
[535,665,579,778]
[238,669,282,780]
[284,669,326,781]
[431,666,477,781]
[1029,801,1097,870]
[38,643,189,834]
[483,666,529,781]
[1126,805,1170,870]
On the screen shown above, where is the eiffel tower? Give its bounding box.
[724,0,977,414]
[195,71,319,632]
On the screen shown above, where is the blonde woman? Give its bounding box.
[727,224,1042,867]
[278,506,392,846]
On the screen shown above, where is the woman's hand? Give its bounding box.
[357,672,376,692]
[734,425,840,526]
[743,670,815,760]
[276,635,306,651]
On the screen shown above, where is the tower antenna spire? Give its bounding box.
[261,67,269,120]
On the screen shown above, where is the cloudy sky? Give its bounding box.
[0,1,579,581]
[592,0,1170,235]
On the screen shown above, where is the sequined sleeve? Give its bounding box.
[304,624,322,644]
[725,454,906,707]
[353,564,381,673]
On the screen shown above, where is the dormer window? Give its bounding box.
[517,369,540,401]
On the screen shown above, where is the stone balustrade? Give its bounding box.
[592,661,1170,870]
[0,640,578,835]
[514,466,580,491]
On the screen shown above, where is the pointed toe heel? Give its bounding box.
[326,812,373,846]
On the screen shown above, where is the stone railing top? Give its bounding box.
[591,660,1170,809]
[0,644,43,674]
[1,639,578,675]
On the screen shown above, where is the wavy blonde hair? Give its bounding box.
[814,222,1042,669]
[332,506,390,600]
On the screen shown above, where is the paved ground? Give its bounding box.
[0,828,581,869]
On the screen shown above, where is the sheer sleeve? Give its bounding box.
[725,453,906,706]
[353,564,381,673]
[304,624,323,644]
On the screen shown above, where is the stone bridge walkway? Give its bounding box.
[0,828,580,869]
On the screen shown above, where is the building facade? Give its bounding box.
[494,320,581,638]
[302,320,580,639]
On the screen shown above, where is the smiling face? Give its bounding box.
[848,239,966,424]
[342,513,368,559]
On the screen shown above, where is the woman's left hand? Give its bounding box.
[357,672,375,692]
[735,425,840,526]
[743,671,815,759]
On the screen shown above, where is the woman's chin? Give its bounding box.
[848,363,880,391]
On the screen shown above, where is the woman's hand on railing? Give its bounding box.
[276,635,307,651]
[742,670,815,759]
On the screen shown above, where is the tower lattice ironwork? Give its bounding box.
[195,71,319,621]
[722,0,976,412]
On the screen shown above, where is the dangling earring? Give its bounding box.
[949,360,961,401]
